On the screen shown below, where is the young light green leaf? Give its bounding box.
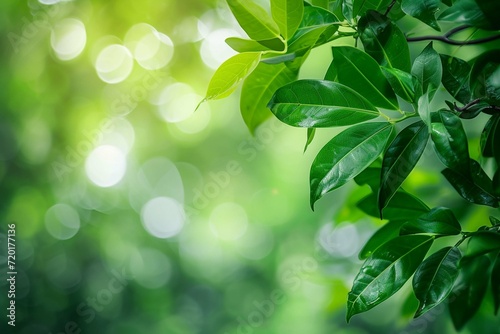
[439,0,500,31]
[413,247,461,317]
[241,62,297,134]
[271,0,304,39]
[347,235,434,322]
[358,10,411,72]
[492,254,500,315]
[442,159,499,208]
[440,54,472,105]
[464,231,500,259]
[411,42,442,100]
[310,122,394,208]
[268,80,380,128]
[431,110,471,176]
[449,255,491,331]
[225,37,285,53]
[401,0,441,31]
[304,127,316,153]
[353,0,392,18]
[204,52,261,101]
[358,220,408,260]
[400,207,462,236]
[381,67,419,103]
[332,46,398,110]
[417,92,431,126]
[227,0,280,40]
[379,121,429,216]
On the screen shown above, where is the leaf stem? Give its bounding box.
[406,32,500,45]
[384,0,397,16]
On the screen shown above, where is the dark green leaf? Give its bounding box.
[225,37,285,52]
[268,80,380,128]
[379,121,429,216]
[359,220,407,260]
[304,127,316,153]
[354,167,382,191]
[353,0,392,18]
[439,0,500,31]
[381,67,419,103]
[480,114,500,158]
[347,235,434,321]
[430,110,470,176]
[310,122,394,208]
[449,255,491,331]
[470,50,500,105]
[358,190,430,221]
[401,0,440,31]
[358,10,411,72]
[241,62,297,134]
[411,42,442,100]
[442,159,499,207]
[492,254,500,315]
[342,0,354,22]
[439,54,472,105]
[490,216,500,227]
[227,0,280,40]
[401,207,462,236]
[332,46,398,110]
[464,231,500,258]
[271,0,304,39]
[413,247,461,317]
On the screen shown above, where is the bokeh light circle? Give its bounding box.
[95,44,133,84]
[85,145,126,187]
[209,202,248,240]
[158,83,198,123]
[141,197,185,238]
[44,203,80,240]
[51,18,86,61]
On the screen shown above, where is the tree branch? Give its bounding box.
[406,32,500,45]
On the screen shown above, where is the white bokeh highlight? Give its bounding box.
[44,203,80,240]
[51,18,86,61]
[85,145,126,187]
[95,44,133,84]
[141,197,185,238]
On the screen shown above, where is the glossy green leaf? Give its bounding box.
[310,122,394,208]
[358,10,411,72]
[332,46,398,110]
[442,159,499,207]
[225,37,285,52]
[268,80,380,127]
[227,0,280,40]
[490,216,500,227]
[480,114,500,158]
[204,52,261,101]
[401,0,440,31]
[401,207,462,236]
[271,0,304,39]
[413,247,461,317]
[379,121,429,216]
[439,0,500,31]
[359,220,407,260]
[449,255,490,331]
[358,190,430,221]
[342,0,354,22]
[241,62,297,134]
[381,67,419,103]
[492,254,500,315]
[440,54,472,105]
[431,110,470,176]
[347,235,434,322]
[304,127,316,153]
[411,42,442,100]
[470,50,500,105]
[353,0,392,17]
[312,0,329,8]
[464,231,500,258]
[354,167,382,191]
[417,92,431,126]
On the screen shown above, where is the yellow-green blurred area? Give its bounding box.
[1,1,499,333]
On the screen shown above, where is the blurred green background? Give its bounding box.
[1,0,499,333]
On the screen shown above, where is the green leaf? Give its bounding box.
[332,46,398,110]
[439,0,500,31]
[347,235,434,322]
[203,52,261,102]
[381,67,419,103]
[417,92,431,126]
[439,54,472,105]
[470,50,500,105]
[480,114,500,158]
[342,0,354,22]
[241,62,297,134]
[227,0,280,40]
[449,255,490,331]
[411,42,442,100]
[358,190,430,222]
[225,37,285,52]
[401,0,440,31]
[271,0,304,39]
[353,0,392,17]
[490,216,500,227]
[401,207,462,236]
[358,10,411,72]
[464,231,500,258]
[310,122,394,208]
[431,110,471,176]
[304,127,316,153]
[359,220,408,260]
[268,80,380,127]
[442,159,499,207]
[492,254,500,315]
[413,247,461,317]
[379,121,429,216]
